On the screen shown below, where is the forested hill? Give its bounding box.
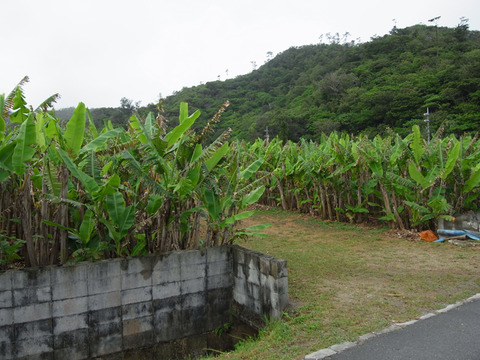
[159,23,480,142]
[63,23,480,142]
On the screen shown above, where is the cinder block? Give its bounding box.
[233,262,245,278]
[53,328,88,351]
[181,262,206,281]
[154,307,182,342]
[247,283,260,301]
[87,260,121,295]
[123,316,153,343]
[11,268,50,290]
[271,259,288,279]
[123,346,155,360]
[88,307,121,327]
[122,302,153,321]
[181,277,205,294]
[88,291,121,311]
[122,286,151,306]
[15,319,52,340]
[0,308,13,327]
[0,271,12,292]
[260,273,275,291]
[0,290,12,308]
[51,263,88,300]
[252,299,262,315]
[0,340,14,360]
[0,325,14,342]
[267,292,280,311]
[14,335,53,358]
[207,273,232,290]
[13,302,51,323]
[13,286,51,307]
[182,292,205,310]
[276,276,289,296]
[153,296,181,314]
[206,258,232,277]
[121,257,153,290]
[183,305,207,337]
[153,296,182,342]
[53,329,89,360]
[52,296,88,317]
[89,322,122,357]
[247,260,260,286]
[278,290,289,312]
[152,281,181,300]
[232,245,245,265]
[259,256,272,275]
[152,252,181,285]
[206,246,230,263]
[232,289,247,306]
[206,288,231,330]
[179,249,207,269]
[53,314,88,335]
[233,276,247,296]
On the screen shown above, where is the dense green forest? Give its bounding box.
[58,22,480,141]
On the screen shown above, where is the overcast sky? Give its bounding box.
[2,0,479,109]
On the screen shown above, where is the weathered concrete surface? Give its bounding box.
[0,245,288,359]
[438,212,480,231]
[232,245,288,328]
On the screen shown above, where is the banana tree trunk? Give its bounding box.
[21,175,37,267]
[39,174,49,265]
[379,180,401,229]
[391,191,406,230]
[275,177,288,211]
[58,167,69,264]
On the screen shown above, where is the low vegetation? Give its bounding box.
[207,209,480,360]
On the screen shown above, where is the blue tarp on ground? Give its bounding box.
[435,229,480,242]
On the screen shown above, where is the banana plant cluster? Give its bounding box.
[0,80,265,268]
[252,128,480,231]
[2,79,479,268]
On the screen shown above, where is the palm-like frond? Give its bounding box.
[155,99,168,134]
[195,100,229,143]
[79,151,102,184]
[3,76,29,119]
[35,93,61,112]
[188,128,232,172]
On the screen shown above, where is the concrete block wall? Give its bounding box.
[438,212,480,231]
[232,246,289,324]
[0,245,287,359]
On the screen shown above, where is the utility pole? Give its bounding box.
[424,107,431,142]
[264,126,270,144]
[428,16,441,57]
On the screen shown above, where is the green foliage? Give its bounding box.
[0,84,265,267]
[245,127,480,231]
[153,23,480,142]
[0,235,25,268]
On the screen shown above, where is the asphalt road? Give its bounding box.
[325,297,480,360]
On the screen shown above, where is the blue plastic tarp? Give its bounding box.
[435,229,480,242]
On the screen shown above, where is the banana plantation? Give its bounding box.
[0,79,266,268]
[2,78,480,268]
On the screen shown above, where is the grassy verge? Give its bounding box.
[206,209,480,360]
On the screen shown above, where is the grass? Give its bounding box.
[205,209,480,360]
